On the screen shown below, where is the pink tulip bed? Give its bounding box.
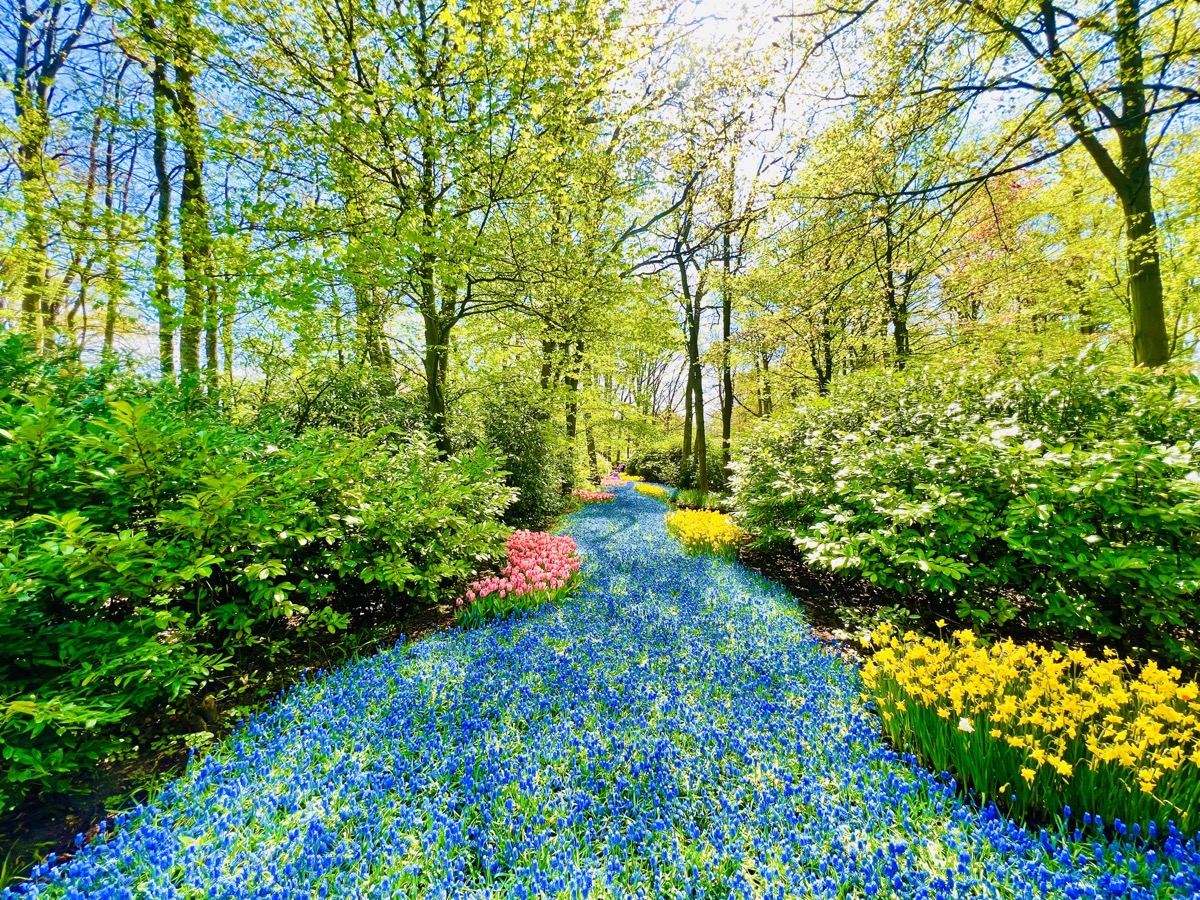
[454,530,583,628]
[599,476,624,488]
[573,488,616,503]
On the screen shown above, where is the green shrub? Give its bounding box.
[732,352,1200,663]
[481,383,572,529]
[627,444,682,486]
[0,337,514,811]
[672,489,729,512]
[252,363,426,435]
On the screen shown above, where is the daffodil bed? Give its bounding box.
[863,624,1200,830]
[665,508,742,557]
[634,482,672,501]
[23,484,1200,899]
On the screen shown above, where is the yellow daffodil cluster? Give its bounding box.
[664,509,742,557]
[862,623,1200,828]
[620,473,644,482]
[635,483,672,501]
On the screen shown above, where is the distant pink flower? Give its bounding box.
[574,489,615,503]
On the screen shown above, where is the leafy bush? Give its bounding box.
[863,624,1200,830]
[481,384,572,529]
[627,444,682,486]
[247,360,425,436]
[0,337,514,811]
[672,489,729,512]
[733,353,1200,662]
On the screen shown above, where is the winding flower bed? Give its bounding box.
[21,490,1200,899]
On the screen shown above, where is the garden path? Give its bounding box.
[41,483,1195,898]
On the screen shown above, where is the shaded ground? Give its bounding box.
[737,538,1199,680]
[738,542,911,639]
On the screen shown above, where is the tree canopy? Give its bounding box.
[2,0,1197,479]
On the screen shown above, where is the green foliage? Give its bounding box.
[248,360,426,436]
[481,383,572,529]
[627,444,682,486]
[0,337,514,812]
[671,489,729,512]
[733,351,1200,662]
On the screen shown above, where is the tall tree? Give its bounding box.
[8,0,95,346]
[235,0,624,455]
[863,0,1200,366]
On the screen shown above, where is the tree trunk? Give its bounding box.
[759,352,773,416]
[682,355,692,463]
[173,43,214,384]
[422,314,452,457]
[13,57,51,346]
[1114,0,1169,367]
[689,297,708,493]
[692,361,708,492]
[540,339,556,391]
[102,107,120,353]
[222,300,235,386]
[564,342,583,441]
[1122,159,1169,366]
[721,231,733,473]
[1046,0,1170,366]
[893,297,910,367]
[584,384,599,484]
[17,151,49,348]
[676,241,706,489]
[149,54,176,380]
[11,0,94,350]
[205,281,220,395]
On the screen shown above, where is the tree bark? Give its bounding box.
[149,52,176,380]
[422,313,452,457]
[564,342,583,441]
[174,54,209,381]
[1039,0,1170,366]
[684,280,708,493]
[1114,0,1169,366]
[720,230,733,474]
[1123,178,1167,365]
[11,1,95,348]
[759,352,773,416]
[102,102,120,353]
[682,355,692,463]
[540,339,556,391]
[691,360,708,492]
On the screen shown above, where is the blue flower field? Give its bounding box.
[26,483,1200,899]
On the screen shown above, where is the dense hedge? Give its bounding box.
[733,355,1200,663]
[0,338,514,811]
[481,382,572,529]
[626,444,682,486]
